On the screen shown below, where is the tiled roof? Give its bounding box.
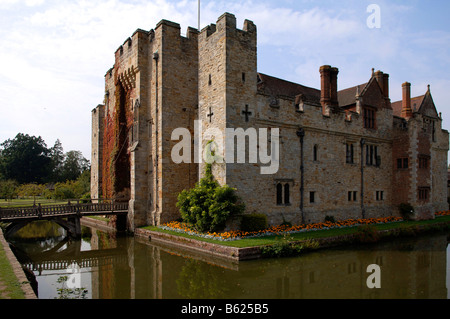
[337,83,367,107]
[391,95,425,117]
[257,73,321,105]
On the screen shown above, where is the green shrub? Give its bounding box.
[176,164,245,233]
[324,215,336,223]
[240,214,268,232]
[80,193,91,203]
[355,224,380,243]
[261,236,319,258]
[53,182,76,200]
[397,223,420,237]
[398,203,414,220]
[0,180,19,200]
[280,216,292,228]
[261,241,294,258]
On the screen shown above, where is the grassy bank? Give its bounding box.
[0,235,26,299]
[0,198,68,208]
[143,214,450,249]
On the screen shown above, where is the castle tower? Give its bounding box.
[149,20,199,225]
[198,13,257,186]
[92,20,199,230]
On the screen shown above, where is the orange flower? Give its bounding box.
[159,213,444,241]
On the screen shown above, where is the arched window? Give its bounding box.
[284,183,290,204]
[276,183,283,205]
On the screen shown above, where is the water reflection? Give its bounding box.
[7,221,450,299]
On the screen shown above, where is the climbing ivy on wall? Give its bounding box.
[101,69,134,200]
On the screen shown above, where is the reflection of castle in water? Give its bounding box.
[129,233,449,299]
[12,225,449,299]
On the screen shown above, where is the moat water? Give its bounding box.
[6,221,450,299]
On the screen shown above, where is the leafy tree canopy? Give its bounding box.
[0,133,90,184]
[0,133,52,184]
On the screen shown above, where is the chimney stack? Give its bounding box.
[374,70,391,108]
[382,73,389,99]
[330,67,339,107]
[374,70,384,95]
[320,65,339,114]
[401,82,412,119]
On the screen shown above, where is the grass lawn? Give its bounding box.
[143,214,450,248]
[0,240,25,299]
[0,198,74,208]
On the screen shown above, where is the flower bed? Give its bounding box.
[159,211,450,242]
[435,210,450,217]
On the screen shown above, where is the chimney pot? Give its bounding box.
[330,67,339,107]
[383,73,389,99]
[401,82,412,118]
[374,70,384,95]
[320,65,339,113]
[320,65,331,106]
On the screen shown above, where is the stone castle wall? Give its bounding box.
[91,104,104,201]
[91,12,449,230]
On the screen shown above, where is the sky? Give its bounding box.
[0,0,449,162]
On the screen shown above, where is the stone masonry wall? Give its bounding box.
[198,14,230,186]
[225,76,396,225]
[91,104,104,201]
[92,13,449,230]
[158,21,199,224]
[128,29,151,230]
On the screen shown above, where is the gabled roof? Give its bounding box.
[257,73,321,105]
[338,83,367,107]
[391,97,425,117]
[391,87,438,119]
[418,89,439,118]
[337,75,390,110]
[257,71,392,111]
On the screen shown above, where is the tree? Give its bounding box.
[0,180,19,200]
[0,133,90,184]
[0,133,52,184]
[16,183,46,202]
[49,139,65,182]
[52,171,90,200]
[60,150,90,182]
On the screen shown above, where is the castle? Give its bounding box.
[91,12,449,231]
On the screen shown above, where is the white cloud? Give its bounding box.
[0,0,19,8]
[25,0,44,6]
[0,0,449,159]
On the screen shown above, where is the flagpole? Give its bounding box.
[198,0,200,31]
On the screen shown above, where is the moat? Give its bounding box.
[6,220,450,299]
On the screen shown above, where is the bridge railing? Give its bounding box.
[0,206,41,219]
[78,201,129,214]
[0,199,128,221]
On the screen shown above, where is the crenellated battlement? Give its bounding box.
[200,12,256,40]
[154,18,199,41]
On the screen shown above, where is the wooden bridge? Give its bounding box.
[0,200,128,238]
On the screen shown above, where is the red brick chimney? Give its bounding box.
[374,70,385,95]
[320,65,339,114]
[382,73,389,99]
[401,82,412,119]
[330,67,339,107]
[320,65,331,107]
[374,70,391,108]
